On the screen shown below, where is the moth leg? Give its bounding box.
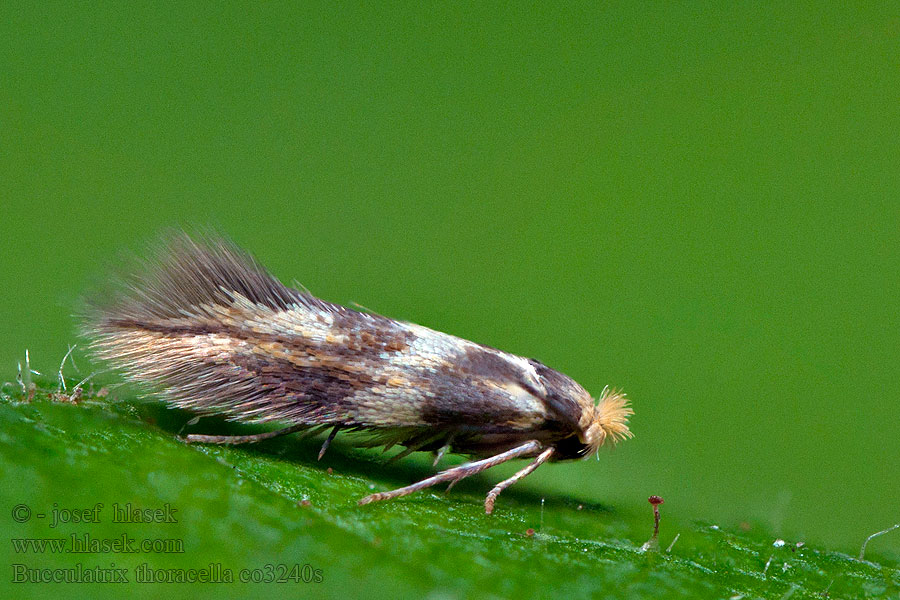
[184,423,308,445]
[317,425,341,460]
[432,445,449,468]
[388,431,446,464]
[358,440,542,507]
[432,433,456,468]
[484,446,555,514]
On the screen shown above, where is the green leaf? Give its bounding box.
[1,378,897,599]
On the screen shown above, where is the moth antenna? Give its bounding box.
[185,423,308,446]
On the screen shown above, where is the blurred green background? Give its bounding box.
[1,0,897,562]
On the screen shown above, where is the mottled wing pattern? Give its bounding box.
[82,234,579,450]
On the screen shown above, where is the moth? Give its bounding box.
[83,233,633,513]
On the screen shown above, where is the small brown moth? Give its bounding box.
[83,233,633,513]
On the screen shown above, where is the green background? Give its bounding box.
[1,2,898,595]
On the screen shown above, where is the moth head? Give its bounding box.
[580,387,633,457]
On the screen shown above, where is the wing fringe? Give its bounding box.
[80,231,320,331]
